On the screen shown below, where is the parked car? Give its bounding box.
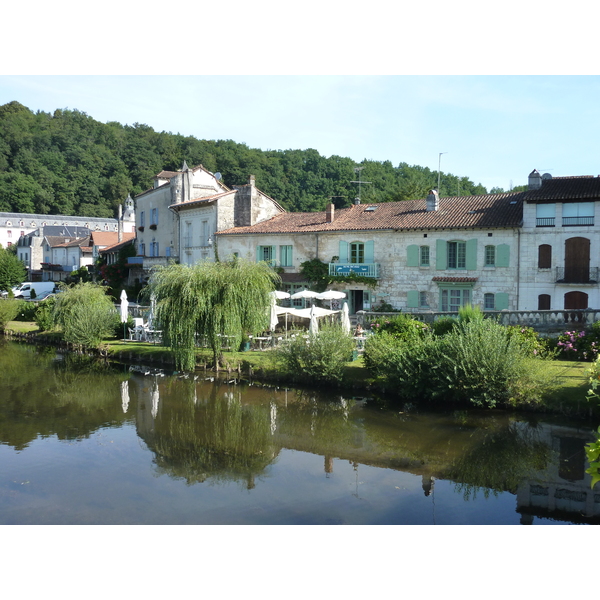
[11,282,57,300]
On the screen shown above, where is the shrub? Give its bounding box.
[0,299,21,330]
[275,322,355,385]
[431,315,458,337]
[457,303,484,324]
[13,300,37,321]
[52,282,118,348]
[555,329,600,361]
[364,317,553,409]
[34,296,57,332]
[437,318,546,408]
[368,313,430,341]
[506,325,554,358]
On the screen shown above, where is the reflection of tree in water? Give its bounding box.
[146,380,277,488]
[447,422,551,500]
[0,343,128,450]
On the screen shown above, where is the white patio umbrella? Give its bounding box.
[315,290,346,300]
[269,293,279,331]
[270,290,291,300]
[120,289,128,340]
[341,301,351,334]
[290,288,319,300]
[308,304,319,336]
[147,294,156,329]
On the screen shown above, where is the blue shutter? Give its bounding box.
[339,241,349,263]
[406,290,419,308]
[436,239,446,270]
[495,292,509,310]
[496,244,510,267]
[406,245,419,267]
[466,239,477,270]
[364,240,374,263]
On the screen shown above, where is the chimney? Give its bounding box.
[528,169,542,190]
[426,189,440,211]
[326,204,335,223]
[249,174,256,187]
[118,204,123,243]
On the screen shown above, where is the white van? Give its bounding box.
[11,282,56,299]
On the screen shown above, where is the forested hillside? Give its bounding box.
[0,100,492,218]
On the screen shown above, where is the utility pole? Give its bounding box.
[350,167,372,204]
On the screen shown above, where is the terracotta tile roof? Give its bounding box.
[216,193,525,236]
[99,238,135,254]
[525,175,600,202]
[432,277,478,283]
[90,231,135,247]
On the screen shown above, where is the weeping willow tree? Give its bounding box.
[146,259,280,370]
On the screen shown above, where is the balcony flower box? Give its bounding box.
[149,224,157,231]
[138,226,145,232]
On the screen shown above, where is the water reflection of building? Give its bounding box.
[516,423,600,524]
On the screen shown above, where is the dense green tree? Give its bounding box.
[0,246,27,292]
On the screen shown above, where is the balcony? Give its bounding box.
[127,257,144,266]
[536,217,555,227]
[562,216,594,226]
[328,263,380,278]
[555,267,599,284]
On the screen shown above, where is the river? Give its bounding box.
[0,340,598,525]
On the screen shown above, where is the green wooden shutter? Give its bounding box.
[495,293,509,310]
[406,245,419,267]
[406,290,419,308]
[339,241,349,263]
[466,239,477,270]
[496,244,510,267]
[364,240,374,263]
[436,239,446,270]
[256,246,261,262]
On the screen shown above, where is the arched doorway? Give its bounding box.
[564,291,588,309]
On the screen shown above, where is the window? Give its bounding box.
[138,243,145,256]
[7,230,11,238]
[484,293,495,310]
[6,242,11,247]
[538,294,551,310]
[258,245,275,264]
[279,245,293,267]
[538,244,552,269]
[562,202,594,226]
[441,288,470,311]
[20,231,24,237]
[420,245,430,267]
[140,211,145,227]
[536,204,556,227]
[201,220,208,246]
[419,291,429,308]
[447,241,466,269]
[151,208,158,226]
[350,242,365,264]
[484,245,496,266]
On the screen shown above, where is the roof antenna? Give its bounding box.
[350,167,372,205]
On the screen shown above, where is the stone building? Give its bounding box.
[215,170,600,314]
[134,162,284,270]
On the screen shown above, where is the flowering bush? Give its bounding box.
[506,326,554,358]
[556,329,600,361]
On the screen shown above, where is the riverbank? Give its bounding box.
[3,320,598,417]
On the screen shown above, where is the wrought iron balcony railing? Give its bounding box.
[328,263,380,278]
[555,266,599,283]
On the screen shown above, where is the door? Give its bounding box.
[564,291,588,309]
[349,290,364,314]
[564,237,590,283]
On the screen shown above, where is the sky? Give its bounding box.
[2,74,599,193]
[2,2,599,196]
